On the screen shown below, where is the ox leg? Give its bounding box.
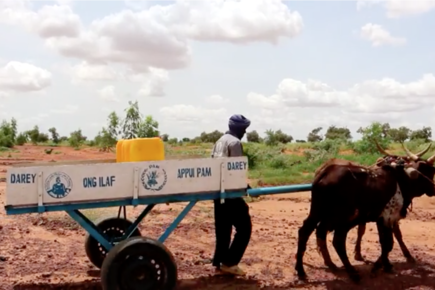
[371,220,394,276]
[316,222,338,271]
[332,227,361,283]
[354,223,366,262]
[295,215,319,280]
[393,222,416,263]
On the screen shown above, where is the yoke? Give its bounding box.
[4,156,312,290]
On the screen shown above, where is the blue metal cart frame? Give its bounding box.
[4,183,312,290]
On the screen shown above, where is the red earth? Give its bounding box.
[1,145,435,289]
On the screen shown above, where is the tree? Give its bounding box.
[307,127,323,142]
[324,126,352,140]
[410,126,432,142]
[48,127,60,144]
[107,111,121,140]
[354,121,391,154]
[10,118,17,142]
[38,133,49,143]
[121,101,142,139]
[15,132,27,145]
[194,130,224,143]
[121,101,159,139]
[182,137,190,142]
[246,130,261,142]
[168,137,178,144]
[137,115,159,138]
[264,129,293,146]
[0,118,18,148]
[68,129,87,148]
[161,134,169,142]
[94,128,116,151]
[274,129,293,144]
[26,126,41,145]
[388,126,411,143]
[381,123,391,139]
[95,111,121,151]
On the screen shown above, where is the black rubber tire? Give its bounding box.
[100,236,177,290]
[84,216,142,269]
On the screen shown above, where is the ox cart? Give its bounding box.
[4,156,311,290]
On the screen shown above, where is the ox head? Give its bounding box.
[374,139,435,197]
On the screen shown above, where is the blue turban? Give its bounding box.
[228,114,251,132]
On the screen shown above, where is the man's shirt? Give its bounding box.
[211,133,244,158]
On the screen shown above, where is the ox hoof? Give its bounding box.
[326,263,339,272]
[383,264,394,274]
[295,270,307,281]
[406,256,416,264]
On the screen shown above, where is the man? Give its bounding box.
[210,114,252,276]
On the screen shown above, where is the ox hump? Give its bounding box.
[380,183,404,228]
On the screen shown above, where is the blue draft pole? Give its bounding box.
[247,184,312,197]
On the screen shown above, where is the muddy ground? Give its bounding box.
[1,146,435,290]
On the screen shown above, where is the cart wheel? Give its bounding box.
[85,216,142,269]
[101,236,177,290]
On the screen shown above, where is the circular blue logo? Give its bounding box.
[45,172,73,199]
[141,164,167,192]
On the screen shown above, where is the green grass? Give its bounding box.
[164,140,435,186]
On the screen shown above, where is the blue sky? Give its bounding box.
[1,0,435,141]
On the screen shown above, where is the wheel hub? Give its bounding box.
[98,227,125,255]
[120,256,163,290]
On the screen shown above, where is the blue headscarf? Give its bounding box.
[228,114,251,139]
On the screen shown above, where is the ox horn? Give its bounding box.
[374,139,393,156]
[415,143,432,157]
[401,142,419,161]
[427,152,435,165]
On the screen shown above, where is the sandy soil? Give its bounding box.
[1,145,435,289]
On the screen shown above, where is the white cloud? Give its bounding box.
[71,61,119,82]
[98,85,120,102]
[1,0,303,74]
[247,79,346,109]
[50,104,78,114]
[356,0,435,18]
[360,23,406,47]
[160,104,227,123]
[177,0,303,44]
[136,68,169,97]
[0,61,52,92]
[385,0,435,18]
[0,2,81,38]
[247,74,435,115]
[205,94,229,105]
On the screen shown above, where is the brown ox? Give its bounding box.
[314,142,432,269]
[295,141,435,283]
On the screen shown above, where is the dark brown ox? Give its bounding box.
[314,142,432,270]
[295,143,435,283]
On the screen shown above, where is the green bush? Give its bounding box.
[15,133,27,146]
[0,134,14,148]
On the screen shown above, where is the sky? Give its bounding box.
[1,0,435,141]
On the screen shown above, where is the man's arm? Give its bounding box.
[228,141,251,190]
[228,141,244,157]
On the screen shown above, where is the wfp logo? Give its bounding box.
[45,172,73,199]
[141,164,167,192]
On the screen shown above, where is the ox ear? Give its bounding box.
[405,167,419,179]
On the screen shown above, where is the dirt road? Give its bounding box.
[1,146,435,289]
